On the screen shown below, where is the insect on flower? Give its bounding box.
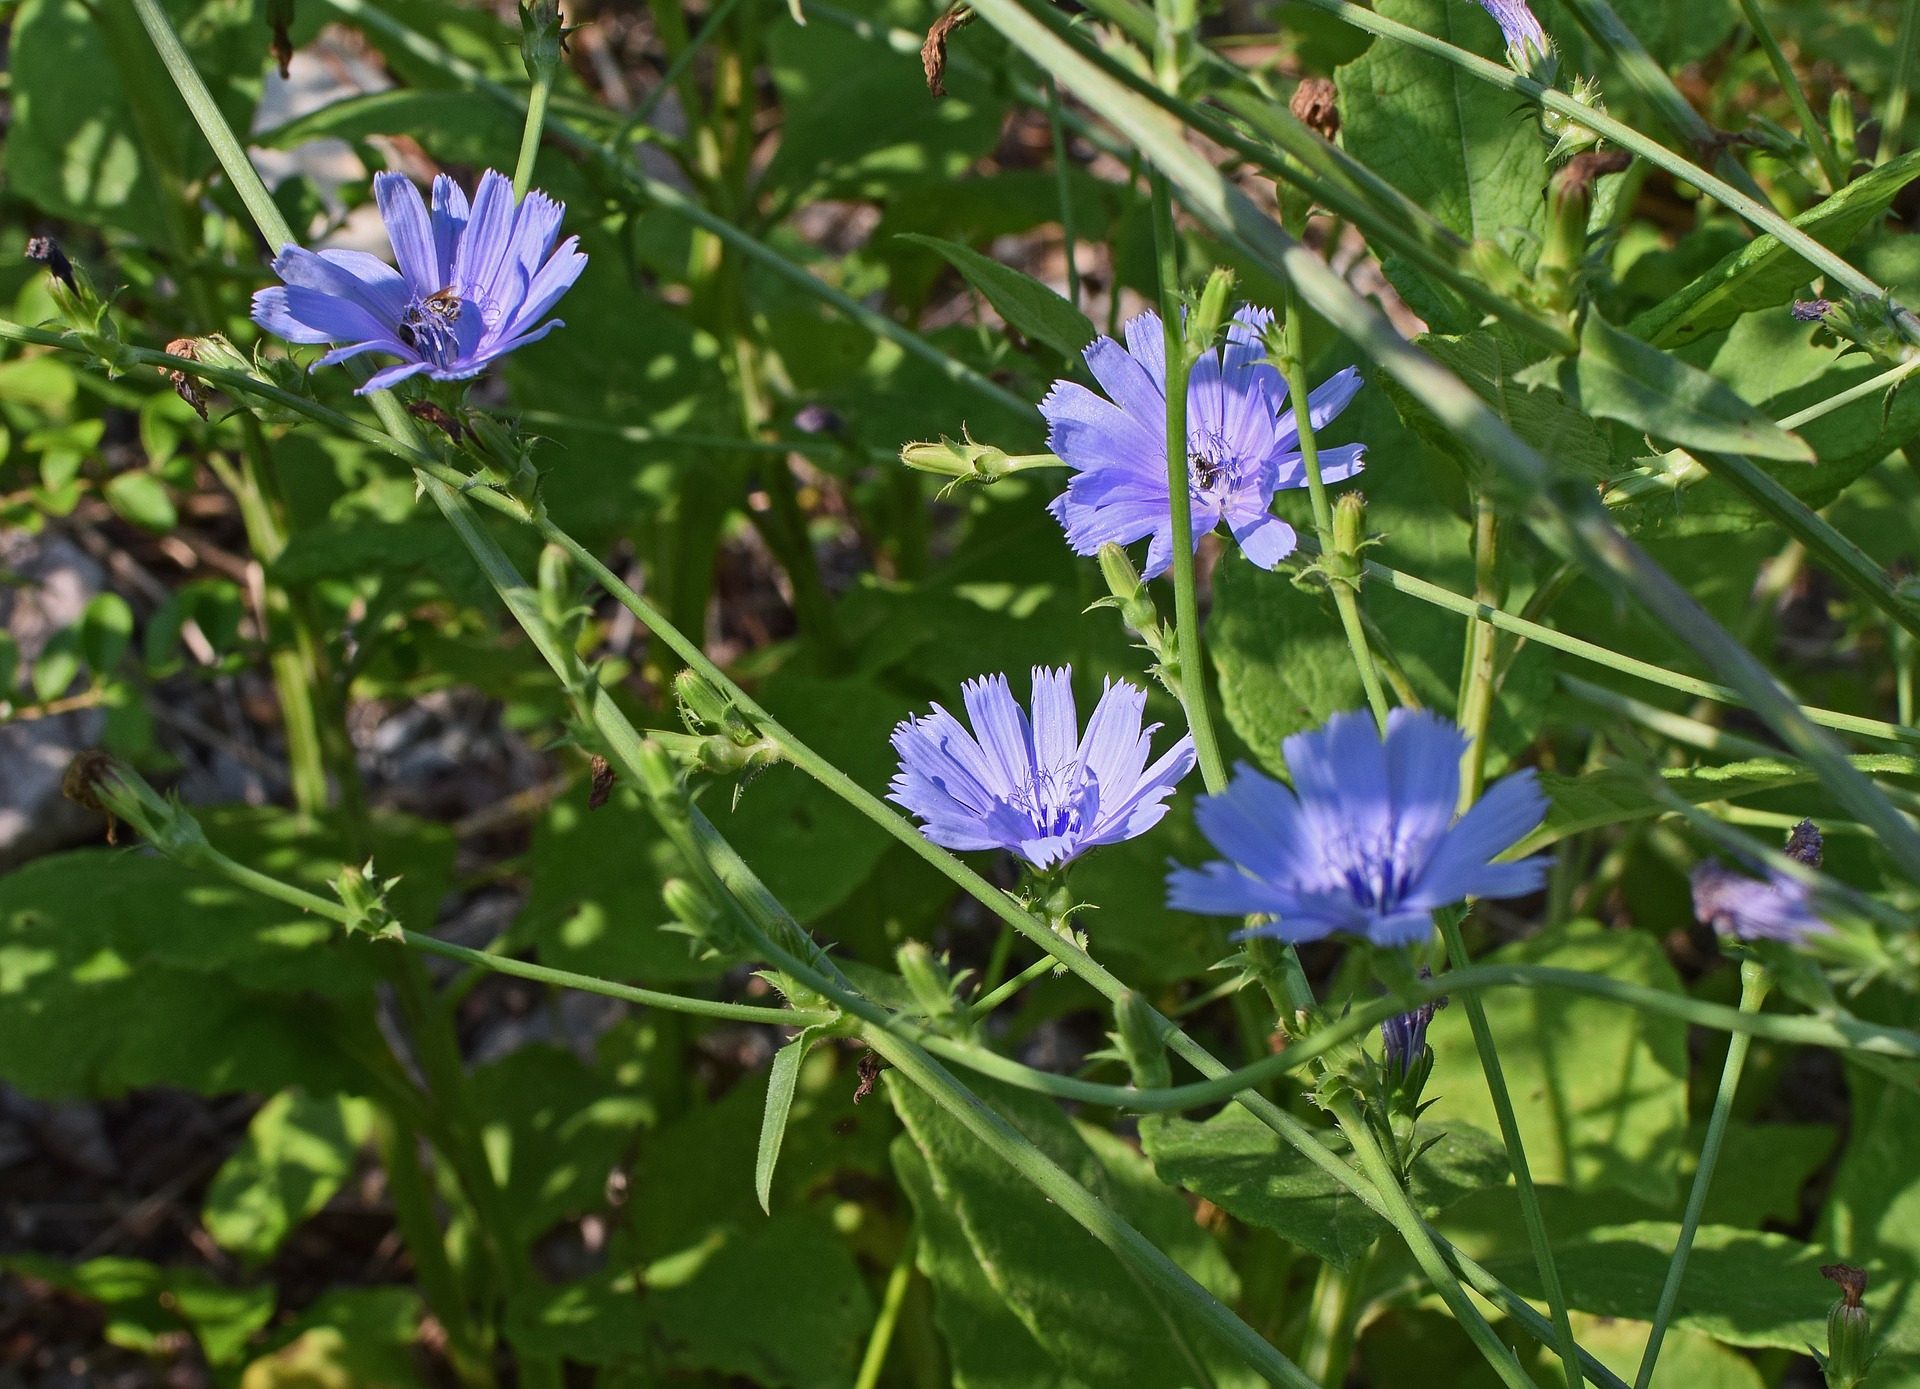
[888,666,1195,870]
[1166,709,1548,947]
[1041,307,1365,580]
[251,169,587,394]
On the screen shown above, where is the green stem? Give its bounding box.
[1776,357,1920,430]
[1882,0,1920,164]
[512,65,555,199]
[1438,910,1584,1389]
[1150,172,1228,793]
[1733,0,1847,189]
[627,0,748,135]
[1634,960,1772,1388]
[1044,75,1082,310]
[970,953,1058,1017]
[1279,283,1391,731]
[1456,493,1502,810]
[854,1229,919,1389]
[1297,1251,1370,1387]
[1327,1094,1540,1389]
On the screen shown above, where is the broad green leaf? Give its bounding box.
[1693,1120,1834,1228]
[889,1072,1260,1389]
[1334,0,1549,326]
[30,625,81,703]
[1552,310,1814,462]
[1425,921,1689,1205]
[1605,0,1737,64]
[103,471,180,533]
[1381,331,1614,483]
[5,1255,275,1367]
[1142,1109,1507,1268]
[203,1089,375,1266]
[896,233,1096,360]
[895,1137,1060,1388]
[1560,1313,1765,1389]
[1632,150,1920,348]
[1485,1221,1831,1351]
[756,1027,819,1214]
[240,1287,423,1389]
[79,592,133,675]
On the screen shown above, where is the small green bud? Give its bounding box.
[519,0,566,82]
[896,942,958,1021]
[1113,990,1171,1090]
[1542,74,1608,161]
[1819,1264,1877,1389]
[660,876,745,955]
[1831,92,1859,172]
[66,754,209,862]
[1188,268,1237,356]
[538,542,572,628]
[333,859,402,941]
[675,669,759,747]
[1096,542,1161,637]
[899,432,1012,482]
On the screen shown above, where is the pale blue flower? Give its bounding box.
[1690,820,1829,943]
[889,666,1195,870]
[1167,709,1547,946]
[1479,0,1553,73]
[252,169,586,393]
[1041,307,1365,580]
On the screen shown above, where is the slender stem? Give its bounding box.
[1297,1251,1371,1387]
[1437,911,1584,1389]
[970,953,1057,1018]
[1634,961,1772,1389]
[1279,284,1391,731]
[1044,76,1082,310]
[854,1230,919,1389]
[1457,493,1502,810]
[512,65,555,199]
[628,0,749,133]
[1775,357,1920,430]
[1733,0,1846,189]
[1150,172,1228,793]
[1327,1095,1540,1389]
[1882,0,1920,164]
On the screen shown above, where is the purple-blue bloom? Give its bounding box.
[1381,972,1446,1077]
[251,169,586,394]
[888,666,1196,870]
[1040,307,1365,581]
[1167,709,1548,946]
[1478,0,1552,69]
[1689,819,1829,943]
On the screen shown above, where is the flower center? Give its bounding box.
[1329,825,1415,913]
[397,290,467,367]
[1014,763,1086,839]
[1186,426,1248,504]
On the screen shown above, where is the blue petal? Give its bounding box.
[374,172,440,295]
[1414,768,1548,907]
[452,170,518,303]
[1190,763,1312,890]
[1041,380,1163,477]
[1083,331,1164,425]
[1227,511,1297,570]
[961,673,1035,797]
[1166,862,1294,918]
[1028,666,1078,774]
[356,360,430,393]
[1383,708,1467,878]
[430,174,471,288]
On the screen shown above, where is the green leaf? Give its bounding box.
[1425,921,1689,1205]
[79,592,133,675]
[1484,1221,1831,1351]
[1549,309,1814,462]
[240,1287,424,1389]
[1632,150,1920,348]
[1141,1108,1384,1269]
[5,1255,275,1367]
[1333,0,1548,326]
[756,1027,818,1215]
[897,233,1095,360]
[104,470,180,533]
[203,1089,375,1267]
[30,625,81,703]
[1561,1314,1766,1389]
[1817,1069,1920,1382]
[889,1072,1259,1389]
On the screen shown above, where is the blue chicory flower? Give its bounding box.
[251,169,587,394]
[1040,307,1365,581]
[889,666,1196,870]
[1479,0,1553,73]
[1689,819,1829,943]
[1166,708,1548,946]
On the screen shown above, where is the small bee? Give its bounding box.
[397,287,463,348]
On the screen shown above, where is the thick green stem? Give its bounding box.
[1279,285,1391,731]
[1438,910,1584,1389]
[1150,173,1228,793]
[1327,1094,1540,1389]
[1297,1250,1371,1387]
[1634,960,1772,1388]
[512,67,555,199]
[1457,494,1502,810]
[1733,0,1846,189]
[1882,0,1920,164]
